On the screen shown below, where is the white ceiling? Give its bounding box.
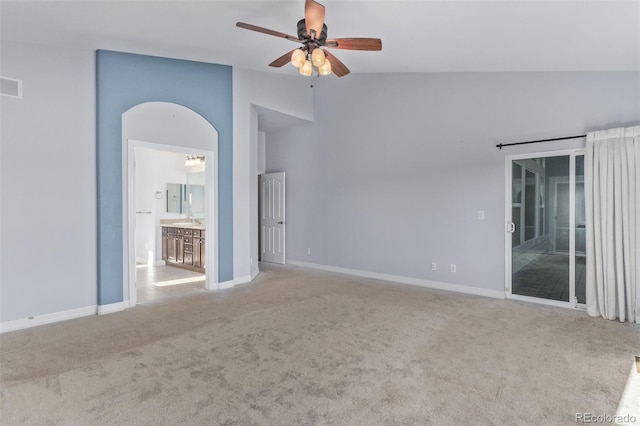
[1,0,639,76]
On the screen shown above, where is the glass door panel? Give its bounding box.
[511,155,570,302]
[512,162,523,247]
[555,183,570,251]
[575,155,586,304]
[524,170,536,241]
[538,175,545,235]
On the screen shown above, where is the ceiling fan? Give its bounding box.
[236,0,382,77]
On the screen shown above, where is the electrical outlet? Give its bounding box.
[306,248,311,256]
[451,264,457,273]
[431,262,437,271]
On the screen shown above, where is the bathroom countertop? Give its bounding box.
[160,220,206,230]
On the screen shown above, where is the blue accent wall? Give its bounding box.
[96,50,233,305]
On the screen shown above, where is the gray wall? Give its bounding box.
[266,119,328,264]
[232,68,314,281]
[266,71,640,292]
[0,41,97,321]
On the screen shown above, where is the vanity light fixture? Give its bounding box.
[185,155,205,167]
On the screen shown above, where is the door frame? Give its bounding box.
[124,140,218,307]
[504,148,585,309]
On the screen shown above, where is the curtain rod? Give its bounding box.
[496,134,586,150]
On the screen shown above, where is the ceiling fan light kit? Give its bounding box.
[291,48,306,68]
[299,59,313,76]
[311,48,326,68]
[236,0,382,78]
[293,45,330,76]
[318,59,332,76]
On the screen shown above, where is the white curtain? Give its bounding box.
[585,125,639,323]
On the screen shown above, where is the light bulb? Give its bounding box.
[299,60,313,76]
[291,49,306,68]
[318,59,332,76]
[311,48,326,67]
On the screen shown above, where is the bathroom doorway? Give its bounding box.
[122,101,218,308]
[132,145,210,304]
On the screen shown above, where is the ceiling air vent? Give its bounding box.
[1,77,22,98]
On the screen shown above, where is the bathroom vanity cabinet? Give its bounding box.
[162,225,205,273]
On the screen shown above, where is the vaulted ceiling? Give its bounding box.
[2,1,639,77]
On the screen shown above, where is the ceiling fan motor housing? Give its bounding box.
[297,19,327,44]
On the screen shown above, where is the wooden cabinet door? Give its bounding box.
[193,237,202,268]
[176,236,184,263]
[193,237,206,269]
[167,236,176,261]
[162,234,168,260]
[200,238,205,269]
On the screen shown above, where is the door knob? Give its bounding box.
[278,221,285,225]
[508,222,516,233]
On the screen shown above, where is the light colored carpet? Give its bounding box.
[1,263,638,425]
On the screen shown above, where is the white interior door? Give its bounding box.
[260,172,286,264]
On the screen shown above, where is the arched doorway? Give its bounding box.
[122,102,218,307]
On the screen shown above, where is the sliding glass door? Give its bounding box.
[575,155,586,304]
[506,151,585,306]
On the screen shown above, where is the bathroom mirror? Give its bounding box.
[187,172,205,216]
[165,173,205,215]
[166,183,184,213]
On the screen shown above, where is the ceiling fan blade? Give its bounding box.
[269,50,296,68]
[324,51,350,77]
[304,0,325,38]
[325,38,382,51]
[236,22,301,42]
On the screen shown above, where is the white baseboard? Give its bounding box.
[0,305,97,334]
[286,260,505,300]
[97,302,126,315]
[233,275,252,286]
[218,279,236,290]
[216,269,259,291]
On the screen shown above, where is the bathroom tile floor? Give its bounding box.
[135,264,206,304]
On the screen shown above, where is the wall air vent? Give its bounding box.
[1,77,22,98]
